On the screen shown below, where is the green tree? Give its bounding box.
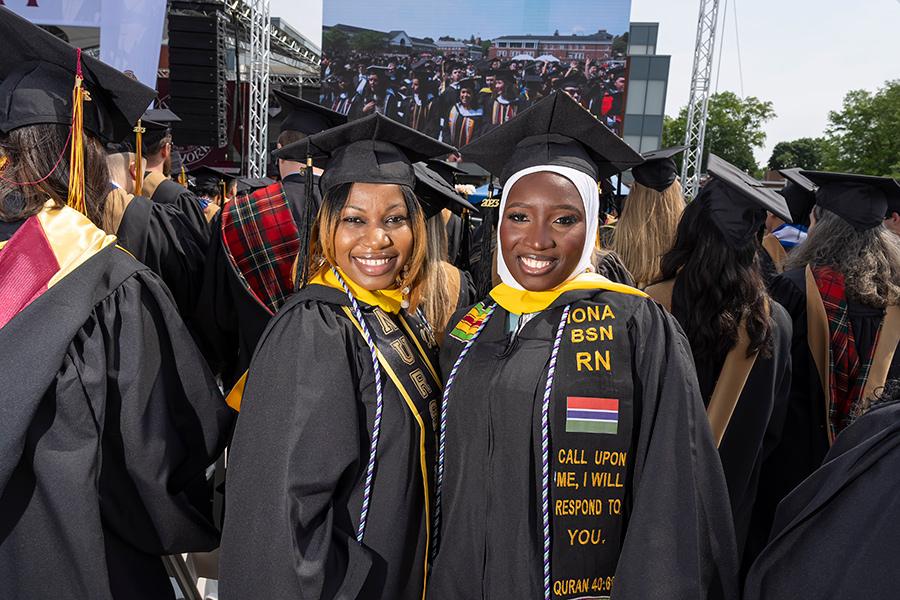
[351,30,387,54]
[663,91,776,175]
[611,32,628,55]
[820,79,900,177]
[323,28,350,54]
[422,36,434,44]
[767,137,827,171]
[481,40,492,54]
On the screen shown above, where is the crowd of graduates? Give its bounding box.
[2,7,900,600]
[318,51,628,144]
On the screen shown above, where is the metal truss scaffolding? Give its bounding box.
[681,0,721,199]
[245,0,270,178]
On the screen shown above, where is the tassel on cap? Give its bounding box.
[475,181,498,297]
[66,48,88,215]
[295,153,316,290]
[178,165,188,187]
[133,119,145,195]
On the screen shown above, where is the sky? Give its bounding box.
[630,0,900,164]
[323,0,632,39]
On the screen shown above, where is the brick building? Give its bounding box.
[489,30,614,61]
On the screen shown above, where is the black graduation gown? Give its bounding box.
[758,268,900,545]
[115,194,207,317]
[192,173,316,390]
[691,302,793,572]
[0,225,231,600]
[219,284,439,600]
[744,397,900,599]
[428,289,739,600]
[445,211,465,266]
[144,172,212,247]
[594,250,636,287]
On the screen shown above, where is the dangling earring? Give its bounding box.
[399,264,411,310]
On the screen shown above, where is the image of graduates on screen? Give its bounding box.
[318,21,630,147]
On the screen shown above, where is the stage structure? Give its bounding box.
[165,0,320,174]
[681,0,721,199]
[245,0,270,178]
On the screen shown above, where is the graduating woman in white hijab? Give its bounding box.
[427,93,738,600]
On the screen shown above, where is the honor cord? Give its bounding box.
[332,267,385,543]
[432,303,496,558]
[541,305,571,600]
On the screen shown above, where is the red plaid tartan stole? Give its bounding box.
[812,265,877,435]
[221,182,299,315]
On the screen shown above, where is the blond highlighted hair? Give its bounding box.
[611,179,686,288]
[307,182,431,311]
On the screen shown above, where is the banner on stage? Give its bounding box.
[1,0,100,27]
[100,0,167,88]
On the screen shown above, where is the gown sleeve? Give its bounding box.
[219,300,374,600]
[71,268,232,554]
[613,299,739,600]
[594,249,637,287]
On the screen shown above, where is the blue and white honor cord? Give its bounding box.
[432,303,497,558]
[541,305,571,600]
[331,267,384,543]
[432,302,571,600]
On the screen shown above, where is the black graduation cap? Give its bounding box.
[412,162,476,218]
[276,113,457,288]
[698,154,792,246]
[888,189,900,218]
[0,6,156,144]
[275,112,456,197]
[236,177,273,194]
[560,73,587,89]
[143,108,180,124]
[457,77,482,92]
[138,108,180,151]
[425,159,466,187]
[494,69,517,84]
[191,165,237,185]
[800,170,898,231]
[777,168,817,225]
[273,89,347,135]
[460,91,643,184]
[631,146,686,192]
[366,65,389,74]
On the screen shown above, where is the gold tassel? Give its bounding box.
[67,48,87,215]
[220,179,227,205]
[133,119,145,196]
[178,165,188,187]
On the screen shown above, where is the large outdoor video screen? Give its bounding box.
[318,0,633,148]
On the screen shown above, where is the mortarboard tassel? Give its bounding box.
[475,182,498,297]
[133,120,145,196]
[295,153,316,291]
[67,48,88,215]
[220,178,227,205]
[178,165,188,187]
[457,207,471,271]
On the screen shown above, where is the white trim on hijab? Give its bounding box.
[496,165,599,292]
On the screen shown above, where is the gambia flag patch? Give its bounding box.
[566,397,619,434]
[449,302,490,342]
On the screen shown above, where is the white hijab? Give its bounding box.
[496,165,599,291]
